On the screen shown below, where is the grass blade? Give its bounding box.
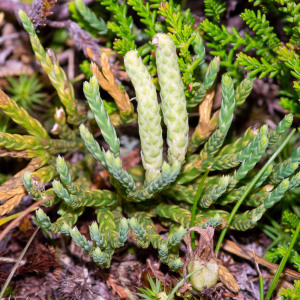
[265,219,300,300]
[215,129,296,254]
[190,167,210,248]
[0,227,39,298]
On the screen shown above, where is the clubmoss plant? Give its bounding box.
[70,0,211,102]
[0,9,299,286]
[24,36,299,275]
[73,0,108,35]
[0,9,131,215]
[200,0,300,115]
[124,50,163,182]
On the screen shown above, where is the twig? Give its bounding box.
[0,33,21,45]
[0,196,53,242]
[0,227,39,298]
[265,219,300,300]
[253,250,264,300]
[0,257,26,265]
[222,239,300,279]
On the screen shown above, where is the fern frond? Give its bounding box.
[241,9,280,50]
[236,53,279,78]
[204,0,226,23]
[75,0,107,34]
[127,0,157,37]
[101,0,136,41]
[282,211,299,229]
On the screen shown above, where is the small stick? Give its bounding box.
[222,239,300,279]
[253,250,265,300]
[0,196,53,242]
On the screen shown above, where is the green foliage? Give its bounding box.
[264,211,300,271]
[204,0,226,23]
[100,0,136,41]
[200,18,266,79]
[241,9,280,50]
[5,74,46,111]
[283,211,300,228]
[277,45,300,109]
[19,10,85,125]
[280,280,300,300]
[127,0,158,37]
[27,32,298,270]
[201,0,300,115]
[73,1,207,100]
[113,39,136,56]
[236,53,279,79]
[68,0,300,114]
[0,9,135,217]
[79,60,93,78]
[278,1,300,46]
[158,2,199,92]
[0,112,10,133]
[74,0,107,34]
[83,76,120,154]
[136,275,165,300]
[0,9,299,275]
[69,0,107,37]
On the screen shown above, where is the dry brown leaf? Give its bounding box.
[30,0,57,27]
[183,226,216,285]
[145,258,164,281]
[197,88,215,139]
[196,56,220,135]
[188,86,219,153]
[0,147,30,158]
[0,158,41,215]
[0,196,52,242]
[90,54,132,112]
[222,239,300,279]
[106,273,130,299]
[217,262,240,293]
[0,12,4,25]
[0,191,24,216]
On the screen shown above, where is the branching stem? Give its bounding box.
[215,129,296,255]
